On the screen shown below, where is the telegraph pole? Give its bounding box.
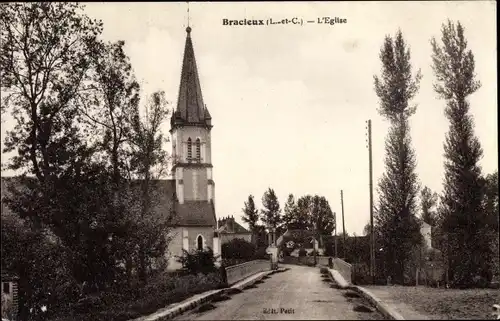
[366,119,375,283]
[334,212,338,258]
[341,190,346,259]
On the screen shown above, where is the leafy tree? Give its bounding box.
[282,194,296,230]
[242,195,259,244]
[127,91,172,282]
[363,222,372,236]
[481,171,498,232]
[80,40,140,185]
[431,20,491,287]
[420,186,438,225]
[0,2,124,294]
[293,195,313,230]
[0,2,102,182]
[77,38,142,285]
[261,188,282,230]
[310,195,336,237]
[373,29,423,284]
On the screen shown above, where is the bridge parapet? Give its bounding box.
[225,259,270,286]
[333,258,352,284]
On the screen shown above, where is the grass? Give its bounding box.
[364,285,500,320]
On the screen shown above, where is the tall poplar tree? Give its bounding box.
[242,195,260,244]
[373,29,423,284]
[421,186,438,226]
[261,188,282,230]
[431,20,491,286]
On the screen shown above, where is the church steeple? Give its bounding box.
[170,24,215,206]
[171,27,212,130]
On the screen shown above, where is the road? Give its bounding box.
[175,264,385,320]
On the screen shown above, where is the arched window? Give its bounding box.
[187,138,192,162]
[196,138,201,162]
[197,235,204,251]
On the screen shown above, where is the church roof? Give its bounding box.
[171,27,212,129]
[174,200,216,227]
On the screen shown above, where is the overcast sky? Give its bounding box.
[1,1,497,236]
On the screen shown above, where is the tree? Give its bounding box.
[431,20,491,287]
[77,39,141,285]
[1,3,102,182]
[482,171,499,282]
[80,40,140,186]
[242,195,259,244]
[127,91,172,282]
[363,222,371,236]
[261,188,282,230]
[373,29,423,284]
[293,195,313,230]
[420,186,438,225]
[0,2,124,294]
[282,194,297,230]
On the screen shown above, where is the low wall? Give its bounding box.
[333,258,352,284]
[282,256,330,266]
[225,259,270,286]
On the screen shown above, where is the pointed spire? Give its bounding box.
[171,25,212,129]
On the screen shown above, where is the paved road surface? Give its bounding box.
[175,264,385,320]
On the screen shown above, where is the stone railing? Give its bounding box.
[333,258,352,284]
[225,259,270,286]
[282,256,330,266]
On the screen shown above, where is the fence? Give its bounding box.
[224,259,271,286]
[333,258,352,284]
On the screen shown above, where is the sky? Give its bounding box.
[1,1,497,236]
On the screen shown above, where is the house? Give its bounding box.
[0,26,221,271]
[420,221,433,249]
[277,229,327,256]
[217,216,252,245]
[1,271,19,320]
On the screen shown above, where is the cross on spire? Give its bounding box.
[187,1,190,29]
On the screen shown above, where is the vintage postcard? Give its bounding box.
[0,1,497,320]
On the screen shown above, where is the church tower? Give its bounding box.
[170,26,215,207]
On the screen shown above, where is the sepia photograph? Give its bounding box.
[0,1,498,320]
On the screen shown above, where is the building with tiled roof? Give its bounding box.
[0,25,220,271]
[217,216,252,245]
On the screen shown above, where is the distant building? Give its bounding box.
[217,216,252,245]
[420,221,433,249]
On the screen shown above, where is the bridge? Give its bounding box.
[174,264,382,320]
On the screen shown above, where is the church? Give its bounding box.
[163,25,220,270]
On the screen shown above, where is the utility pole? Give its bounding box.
[334,212,338,258]
[341,190,346,259]
[366,119,375,284]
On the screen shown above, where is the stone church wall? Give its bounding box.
[166,226,217,271]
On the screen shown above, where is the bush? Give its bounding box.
[254,246,270,260]
[176,248,219,275]
[63,271,223,321]
[221,238,256,260]
[298,248,307,257]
